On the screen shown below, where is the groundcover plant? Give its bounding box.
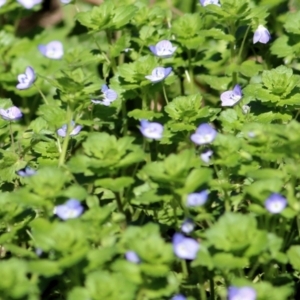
[1,0,300,299]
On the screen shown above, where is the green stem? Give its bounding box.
[58,108,73,166]
[187,49,195,93]
[162,85,169,104]
[181,259,188,278]
[9,122,15,153]
[209,276,215,300]
[34,84,49,105]
[229,23,237,85]
[237,25,251,63]
[122,100,128,136]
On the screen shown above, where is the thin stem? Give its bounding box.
[237,26,251,63]
[122,100,128,136]
[58,108,73,166]
[9,122,15,153]
[209,276,215,300]
[181,259,188,278]
[162,85,169,104]
[34,84,49,105]
[229,22,237,85]
[115,192,124,214]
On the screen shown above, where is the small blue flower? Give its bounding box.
[0,106,23,121]
[17,167,36,177]
[57,121,82,137]
[187,190,208,207]
[35,248,43,256]
[140,119,164,140]
[17,0,42,9]
[16,66,36,90]
[38,41,64,60]
[145,67,172,83]
[228,286,256,300]
[91,84,118,106]
[54,199,84,220]
[265,193,287,214]
[220,84,242,107]
[171,294,186,300]
[190,123,217,145]
[200,0,220,6]
[172,233,199,260]
[181,219,195,234]
[253,25,271,44]
[200,149,213,163]
[125,251,140,263]
[0,0,6,8]
[61,0,71,3]
[149,40,177,58]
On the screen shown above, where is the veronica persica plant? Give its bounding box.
[54,199,84,220]
[220,84,243,107]
[149,40,177,58]
[125,251,140,264]
[181,219,195,234]
[265,193,287,214]
[172,233,199,260]
[199,0,220,7]
[253,25,271,44]
[16,66,36,90]
[17,167,36,177]
[17,0,42,9]
[0,106,23,121]
[145,67,172,83]
[91,84,118,106]
[186,190,208,207]
[57,121,82,137]
[200,150,213,163]
[38,41,64,59]
[227,286,256,300]
[140,119,163,140]
[190,123,217,145]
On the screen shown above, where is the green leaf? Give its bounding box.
[95,177,134,192]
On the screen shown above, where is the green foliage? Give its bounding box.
[1,0,300,299]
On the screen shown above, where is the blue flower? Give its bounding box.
[16,66,36,90]
[17,0,42,9]
[17,167,36,177]
[228,286,256,300]
[0,106,23,121]
[145,67,172,83]
[171,294,186,300]
[140,119,164,140]
[181,219,195,234]
[54,199,84,220]
[125,251,140,263]
[190,123,217,145]
[38,41,64,60]
[200,149,213,163]
[172,233,199,260]
[0,0,6,8]
[265,193,287,214]
[253,25,271,44]
[91,84,118,106]
[149,40,177,58]
[200,0,220,6]
[187,190,208,207]
[35,248,43,256]
[61,0,71,3]
[220,84,242,107]
[57,121,82,137]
